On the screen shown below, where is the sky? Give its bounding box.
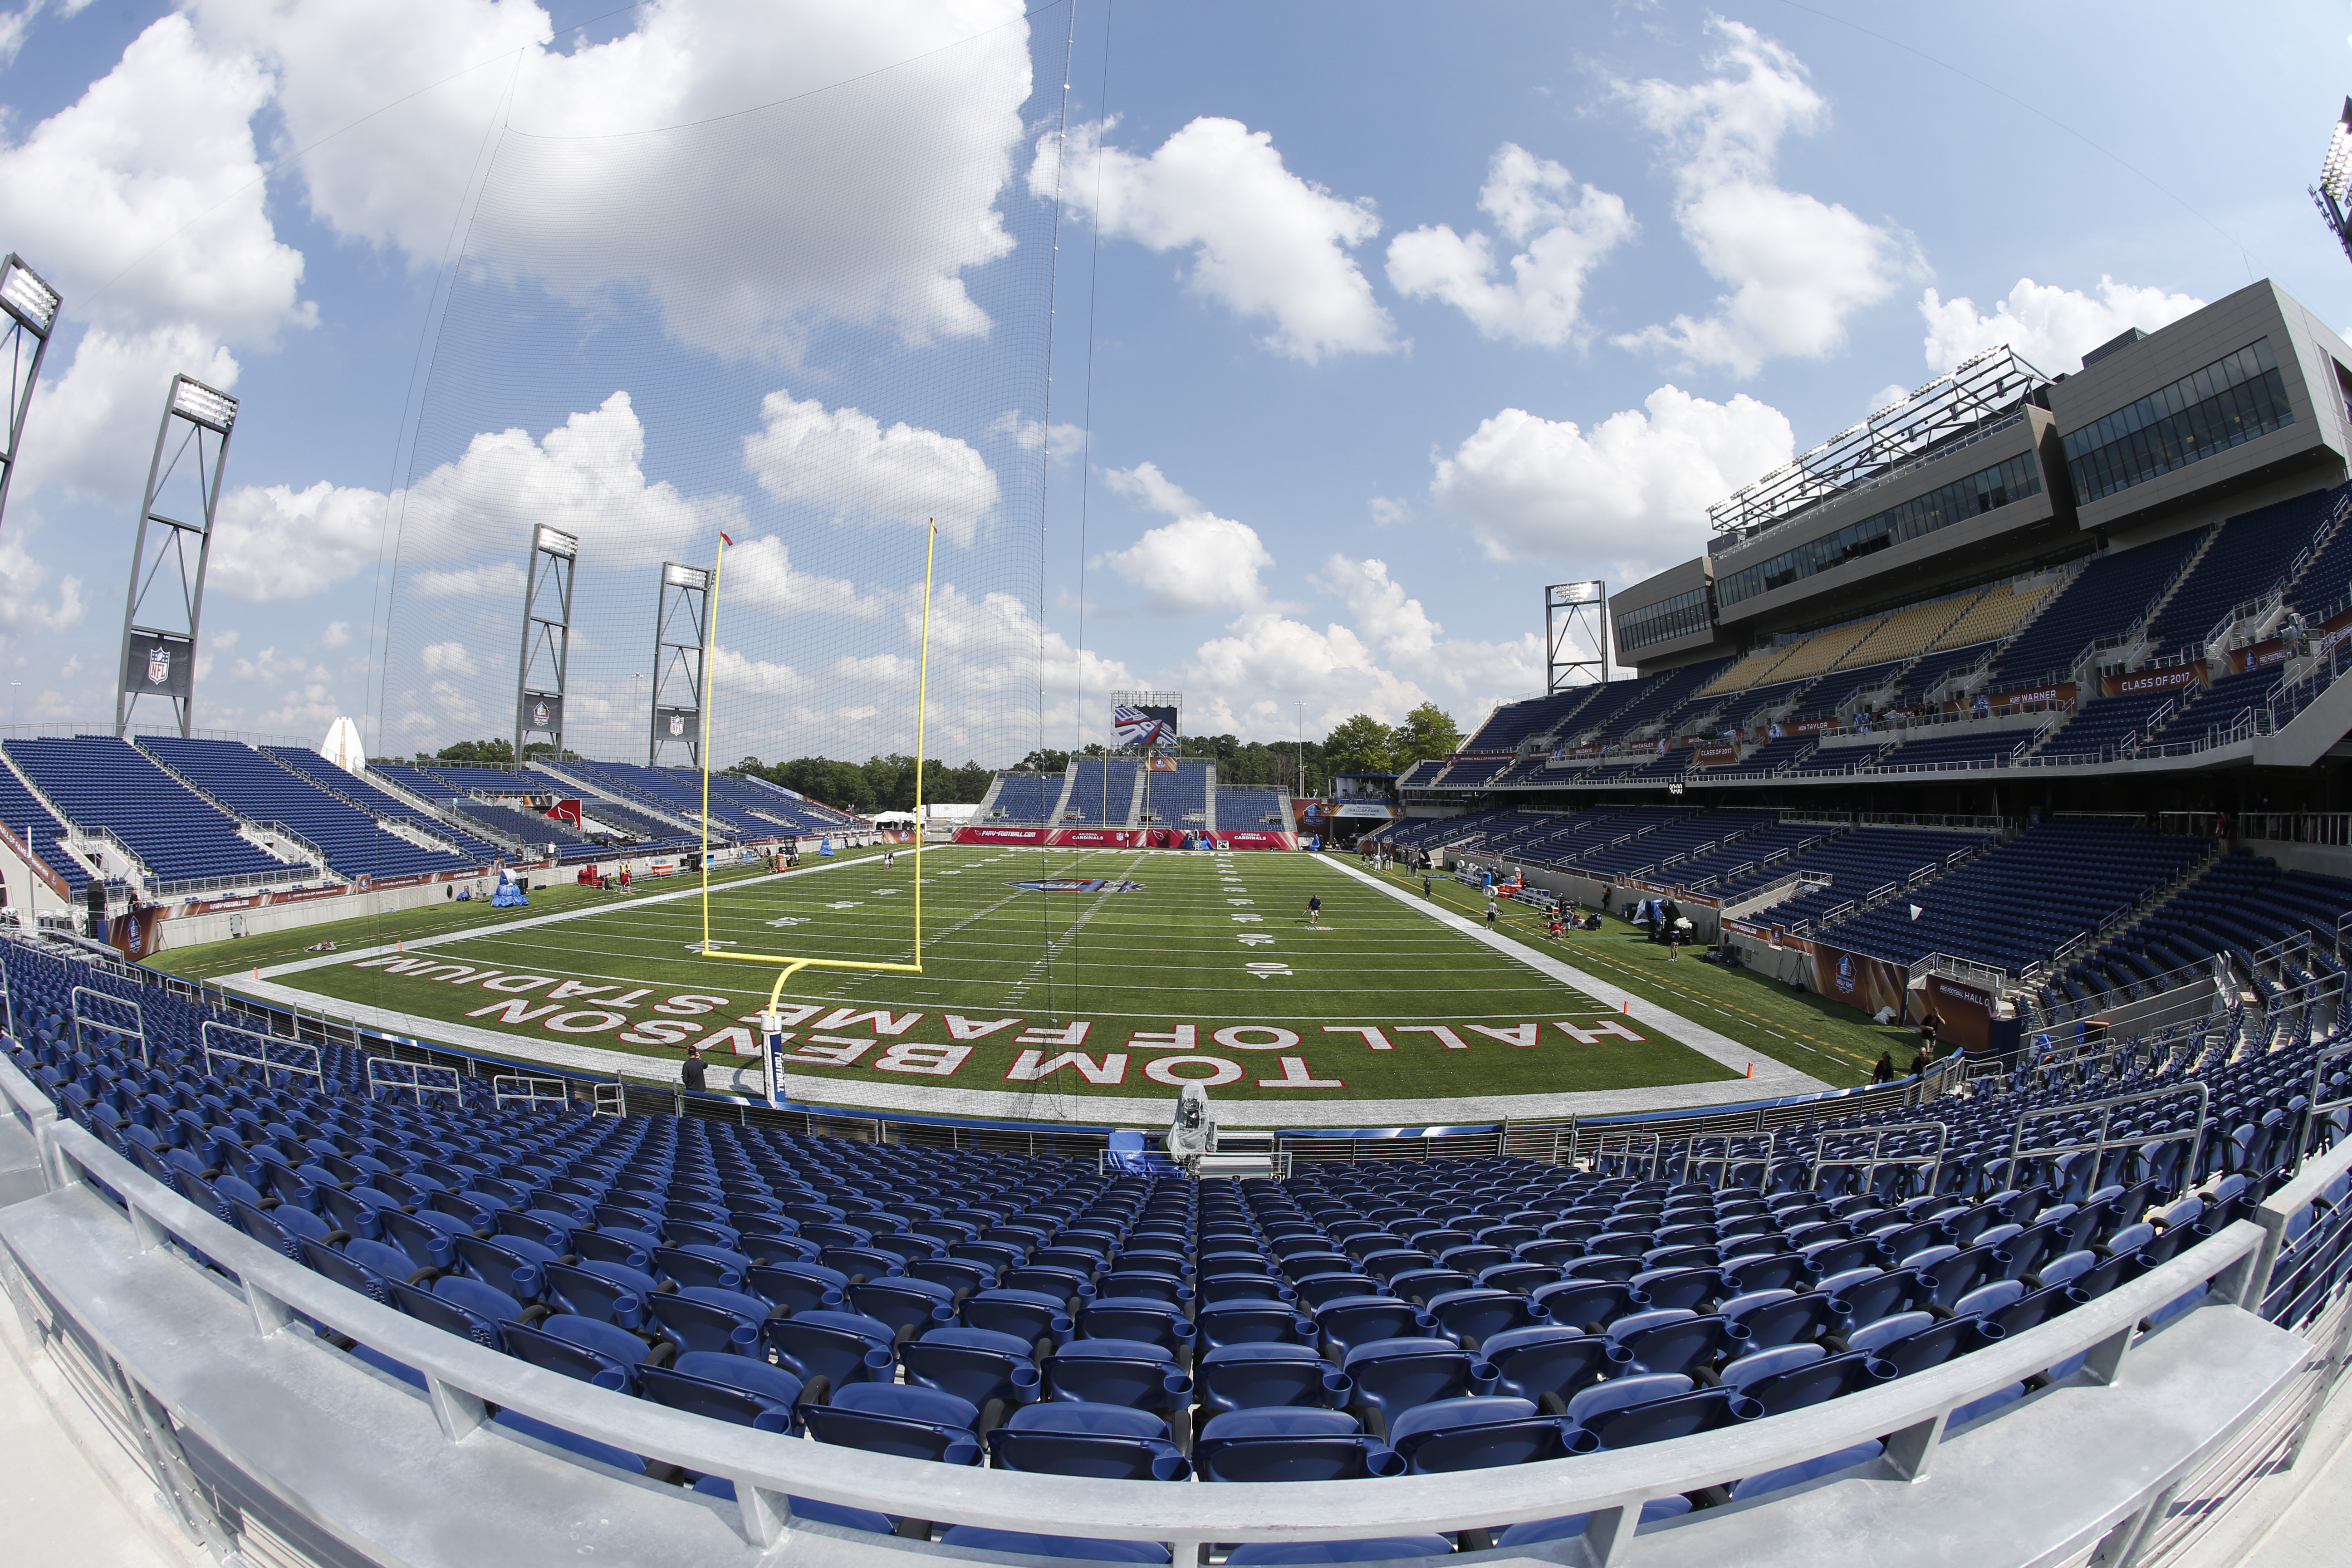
[1,0,2349,767]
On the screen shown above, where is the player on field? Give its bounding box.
[1305,894,1323,926]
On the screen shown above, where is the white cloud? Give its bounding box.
[1103,460,1199,517]
[210,480,385,603]
[1386,143,1634,347]
[19,325,241,503]
[321,620,352,647]
[742,390,997,546]
[719,534,887,621]
[1367,496,1412,526]
[0,529,87,636]
[989,411,1085,463]
[1101,514,1274,617]
[412,560,526,600]
[401,391,739,576]
[1186,613,1431,739]
[1318,555,1540,702]
[1097,462,1273,616]
[0,14,308,343]
[1041,116,1396,363]
[1919,275,2206,375]
[1430,384,1793,574]
[1615,19,1912,377]
[419,641,477,677]
[196,0,1034,360]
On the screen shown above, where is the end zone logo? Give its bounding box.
[1012,878,1145,893]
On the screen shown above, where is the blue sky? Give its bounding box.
[1,0,2348,766]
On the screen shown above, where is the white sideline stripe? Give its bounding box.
[224,973,1832,1127]
[1317,855,1828,1097]
[223,848,1826,1128]
[230,852,880,984]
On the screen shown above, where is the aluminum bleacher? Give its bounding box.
[1216,786,1288,830]
[984,774,1060,823]
[0,757,89,892]
[1816,817,2208,975]
[1063,759,1139,825]
[1985,529,2205,685]
[3,736,305,891]
[263,750,508,863]
[139,737,479,881]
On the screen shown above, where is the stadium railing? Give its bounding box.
[2,1063,2341,1568]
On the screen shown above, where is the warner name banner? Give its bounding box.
[2103,665,2205,699]
[1973,681,2078,712]
[1923,972,1998,1054]
[1810,939,1914,1023]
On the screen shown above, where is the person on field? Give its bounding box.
[1305,894,1323,926]
[1485,901,1499,930]
[1422,874,1433,899]
[1872,1051,1897,1084]
[1167,1082,1217,1176]
[681,1047,706,1093]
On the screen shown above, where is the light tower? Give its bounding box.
[1546,580,1609,691]
[0,255,62,543]
[514,524,578,764]
[649,560,710,767]
[117,375,236,738]
[2312,97,2352,264]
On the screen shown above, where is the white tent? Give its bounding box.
[319,716,366,773]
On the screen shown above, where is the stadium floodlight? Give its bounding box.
[650,561,712,767]
[1547,581,1609,691]
[2313,97,2352,264]
[0,254,62,545]
[514,526,578,762]
[116,373,236,739]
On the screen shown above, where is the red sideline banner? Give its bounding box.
[1923,972,1997,1054]
[2102,664,2205,698]
[1809,939,1914,1022]
[951,826,1297,850]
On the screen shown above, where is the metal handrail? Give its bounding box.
[20,1106,2274,1566]
[490,1074,569,1112]
[365,1054,460,1104]
[70,984,145,1069]
[1806,1119,1948,1194]
[2008,1083,2211,1188]
[198,1020,321,1088]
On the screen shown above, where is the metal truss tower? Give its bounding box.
[514,524,578,764]
[0,255,61,542]
[1546,581,1608,691]
[117,375,237,738]
[649,560,710,767]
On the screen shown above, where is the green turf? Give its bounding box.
[172,845,1786,1104]
[1394,866,1915,1088]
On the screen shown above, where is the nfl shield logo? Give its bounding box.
[668,714,685,737]
[146,647,171,685]
[531,700,550,727]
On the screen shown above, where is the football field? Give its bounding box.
[184,845,1886,1123]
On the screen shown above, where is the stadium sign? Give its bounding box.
[1692,744,1740,766]
[2103,665,2205,698]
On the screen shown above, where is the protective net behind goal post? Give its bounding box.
[367,13,1065,1010]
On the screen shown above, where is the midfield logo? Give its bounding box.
[1010,878,1145,893]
